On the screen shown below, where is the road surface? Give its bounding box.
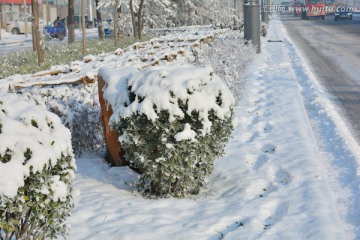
[0,28,99,56]
[281,14,360,144]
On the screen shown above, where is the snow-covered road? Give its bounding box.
[66,17,360,239]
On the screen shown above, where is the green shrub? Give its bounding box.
[102,63,235,198]
[0,93,76,239]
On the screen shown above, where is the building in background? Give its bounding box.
[0,0,95,27]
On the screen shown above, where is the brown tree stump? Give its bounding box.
[98,74,127,166]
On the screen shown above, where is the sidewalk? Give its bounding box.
[220,16,348,239]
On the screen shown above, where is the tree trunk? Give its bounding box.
[45,0,49,25]
[129,0,137,39]
[98,74,127,166]
[91,0,95,28]
[0,12,2,40]
[32,0,44,65]
[23,0,28,37]
[68,0,75,44]
[137,0,145,40]
[82,0,87,55]
[31,26,37,51]
[31,2,37,51]
[114,0,119,47]
[95,0,104,39]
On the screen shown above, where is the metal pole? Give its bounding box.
[244,1,249,39]
[244,0,261,53]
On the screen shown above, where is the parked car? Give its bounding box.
[334,6,353,20]
[6,17,46,35]
[43,18,67,41]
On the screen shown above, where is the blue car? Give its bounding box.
[335,6,353,21]
[43,18,67,41]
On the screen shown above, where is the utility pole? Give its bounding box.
[244,0,261,53]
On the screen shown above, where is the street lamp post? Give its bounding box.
[244,0,261,53]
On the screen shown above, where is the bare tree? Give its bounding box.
[129,0,145,40]
[114,0,120,46]
[137,0,145,40]
[31,0,44,65]
[129,0,137,39]
[82,0,87,54]
[68,0,75,43]
[0,12,2,40]
[95,0,104,39]
[45,0,50,24]
[23,0,28,37]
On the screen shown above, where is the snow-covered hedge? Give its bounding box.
[18,85,103,156]
[0,93,76,239]
[198,31,256,100]
[100,63,235,197]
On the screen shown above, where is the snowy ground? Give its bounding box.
[65,17,360,239]
[1,16,360,239]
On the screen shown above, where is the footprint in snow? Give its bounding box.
[258,122,273,133]
[275,168,292,185]
[254,97,266,104]
[250,131,260,142]
[266,100,275,107]
[253,154,270,170]
[262,144,277,154]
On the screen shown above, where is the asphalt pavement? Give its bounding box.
[281,13,360,144]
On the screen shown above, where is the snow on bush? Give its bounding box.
[198,31,256,100]
[100,62,235,197]
[17,84,104,156]
[0,93,76,239]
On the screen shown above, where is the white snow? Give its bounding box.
[100,63,234,134]
[0,93,74,198]
[66,17,360,239]
[0,16,359,240]
[174,123,197,142]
